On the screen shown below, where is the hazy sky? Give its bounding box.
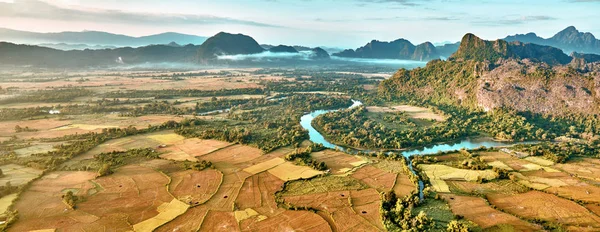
[0,0,599,47]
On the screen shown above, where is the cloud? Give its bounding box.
[355,0,430,6]
[471,15,558,26]
[364,16,459,21]
[217,51,317,61]
[0,0,282,28]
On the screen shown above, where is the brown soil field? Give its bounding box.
[447,180,528,195]
[488,191,600,228]
[169,169,223,206]
[199,210,240,232]
[310,150,366,174]
[76,165,174,226]
[241,210,332,232]
[199,144,263,164]
[0,118,71,138]
[11,164,177,231]
[555,158,600,182]
[441,194,541,230]
[351,165,398,191]
[156,206,209,231]
[282,188,383,231]
[235,172,284,215]
[160,138,233,161]
[9,171,98,231]
[267,162,325,181]
[204,171,252,211]
[393,173,416,197]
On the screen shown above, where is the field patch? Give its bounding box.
[147,133,186,144]
[489,191,600,228]
[282,188,382,231]
[441,194,540,230]
[419,164,497,193]
[0,164,43,186]
[351,165,396,191]
[133,199,189,232]
[52,124,119,131]
[9,171,99,231]
[200,144,262,164]
[199,210,240,232]
[0,193,17,216]
[243,158,287,175]
[393,173,416,197]
[268,162,324,181]
[169,169,223,205]
[241,210,332,232]
[487,161,513,170]
[281,175,367,196]
[13,143,58,157]
[524,157,554,166]
[310,150,366,174]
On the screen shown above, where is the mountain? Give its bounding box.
[413,42,439,61]
[197,32,265,60]
[0,42,199,67]
[379,33,600,116]
[452,33,572,65]
[435,42,460,58]
[0,28,207,47]
[503,26,600,55]
[268,45,298,53]
[310,47,330,59]
[333,38,450,61]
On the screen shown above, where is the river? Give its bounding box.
[300,100,531,199]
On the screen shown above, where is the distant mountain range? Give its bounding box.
[2,26,600,67]
[333,26,600,62]
[503,26,600,55]
[0,42,200,67]
[0,32,333,67]
[0,28,208,47]
[332,39,453,61]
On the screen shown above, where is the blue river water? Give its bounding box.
[300,100,521,157]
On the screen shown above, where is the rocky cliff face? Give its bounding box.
[475,60,599,114]
[452,34,571,65]
[380,33,600,116]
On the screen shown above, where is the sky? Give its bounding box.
[0,0,599,48]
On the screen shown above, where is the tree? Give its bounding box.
[62,190,78,209]
[447,220,470,232]
[97,163,113,177]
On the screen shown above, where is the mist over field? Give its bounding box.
[217,51,316,61]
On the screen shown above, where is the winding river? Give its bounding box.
[300,100,531,199]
